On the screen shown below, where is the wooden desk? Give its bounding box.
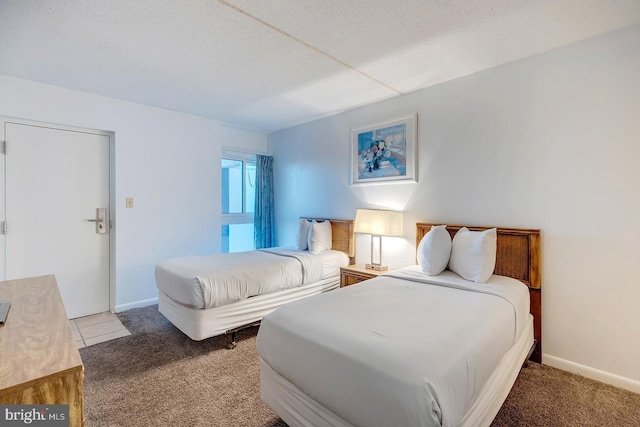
[0,275,84,426]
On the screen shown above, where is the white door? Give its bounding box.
[1,120,110,318]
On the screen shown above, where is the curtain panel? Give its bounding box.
[254,154,276,249]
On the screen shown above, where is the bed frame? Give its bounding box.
[416,223,542,363]
[159,218,355,349]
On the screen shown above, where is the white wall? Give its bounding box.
[0,75,267,311]
[268,24,640,392]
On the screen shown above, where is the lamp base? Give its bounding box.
[365,264,388,271]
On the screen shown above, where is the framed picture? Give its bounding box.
[351,113,417,185]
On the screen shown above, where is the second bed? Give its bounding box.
[155,218,354,343]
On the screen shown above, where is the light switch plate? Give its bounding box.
[126,197,134,208]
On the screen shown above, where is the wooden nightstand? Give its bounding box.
[340,264,389,287]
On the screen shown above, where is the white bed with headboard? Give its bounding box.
[155,218,354,345]
[257,223,541,426]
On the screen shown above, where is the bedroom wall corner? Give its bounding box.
[268,24,640,391]
[0,74,267,313]
[114,297,159,313]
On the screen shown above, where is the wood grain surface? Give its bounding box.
[0,274,84,426]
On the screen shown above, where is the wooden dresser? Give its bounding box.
[0,275,84,426]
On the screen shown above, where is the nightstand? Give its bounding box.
[340,264,389,287]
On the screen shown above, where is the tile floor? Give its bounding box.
[70,312,130,349]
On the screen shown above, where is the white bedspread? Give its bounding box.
[257,267,530,427]
[155,248,346,309]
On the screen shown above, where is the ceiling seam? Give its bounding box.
[217,0,403,95]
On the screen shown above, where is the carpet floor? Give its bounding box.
[79,305,640,426]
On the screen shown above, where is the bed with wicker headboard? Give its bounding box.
[257,222,541,427]
[156,218,355,346]
[416,223,541,363]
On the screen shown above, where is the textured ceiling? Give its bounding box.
[1,0,639,133]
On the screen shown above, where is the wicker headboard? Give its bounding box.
[416,223,542,363]
[304,218,355,265]
[416,223,540,289]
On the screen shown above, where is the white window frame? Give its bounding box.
[221,149,258,252]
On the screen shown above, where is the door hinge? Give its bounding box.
[1,141,5,154]
[1,221,6,235]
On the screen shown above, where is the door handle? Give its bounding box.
[87,208,107,234]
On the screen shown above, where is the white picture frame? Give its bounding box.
[351,113,417,185]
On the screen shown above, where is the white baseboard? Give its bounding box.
[113,297,158,313]
[543,354,640,394]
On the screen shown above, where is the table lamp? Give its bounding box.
[354,208,403,271]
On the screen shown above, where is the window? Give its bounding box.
[221,152,256,253]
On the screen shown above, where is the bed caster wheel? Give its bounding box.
[227,331,238,349]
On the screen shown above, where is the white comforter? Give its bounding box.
[257,267,530,427]
[156,248,339,309]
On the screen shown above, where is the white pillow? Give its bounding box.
[296,218,313,251]
[417,225,451,275]
[308,220,332,254]
[448,227,497,284]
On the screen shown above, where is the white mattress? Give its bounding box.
[256,267,531,427]
[260,315,534,427]
[155,248,348,309]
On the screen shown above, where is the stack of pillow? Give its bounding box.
[297,218,332,254]
[417,225,497,284]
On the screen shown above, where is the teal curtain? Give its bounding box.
[254,154,276,249]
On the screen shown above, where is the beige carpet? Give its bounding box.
[79,305,640,426]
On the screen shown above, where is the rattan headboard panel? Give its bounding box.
[416,223,540,289]
[304,218,355,264]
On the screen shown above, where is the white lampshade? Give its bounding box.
[354,209,403,237]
